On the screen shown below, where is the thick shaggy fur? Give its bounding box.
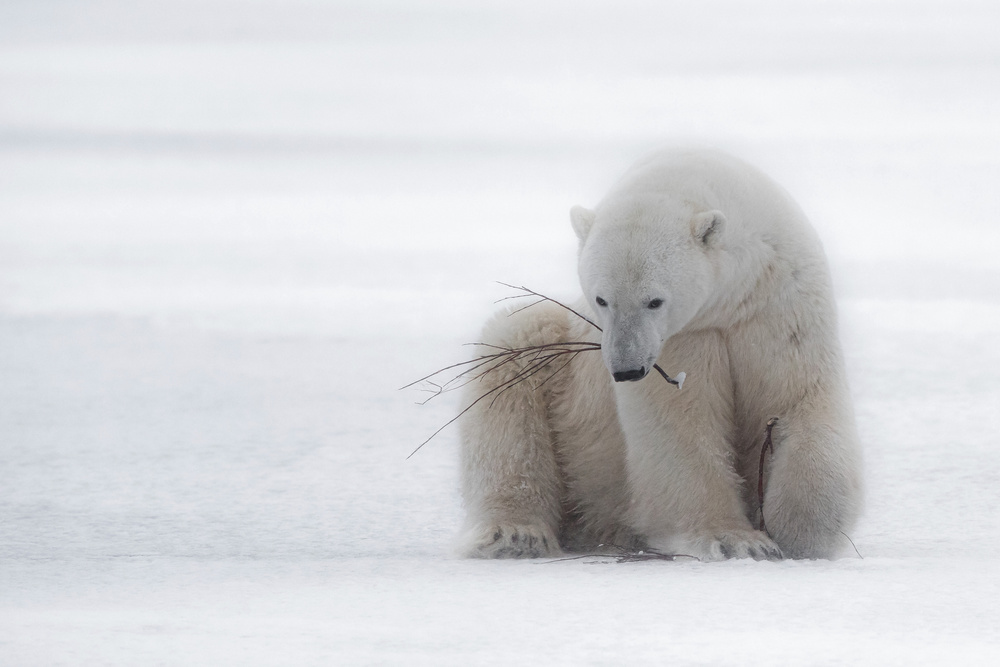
[458,149,863,560]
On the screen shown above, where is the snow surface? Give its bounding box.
[2,1,1000,664]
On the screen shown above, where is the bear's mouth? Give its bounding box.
[612,367,648,382]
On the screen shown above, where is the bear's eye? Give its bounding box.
[648,299,664,310]
[595,296,608,307]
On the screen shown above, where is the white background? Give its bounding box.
[1,1,999,664]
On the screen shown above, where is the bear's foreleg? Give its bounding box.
[760,406,863,559]
[729,300,865,559]
[621,331,783,561]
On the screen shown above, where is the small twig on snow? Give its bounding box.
[611,547,699,563]
[539,544,699,564]
[840,531,864,559]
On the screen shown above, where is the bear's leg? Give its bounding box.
[760,406,863,559]
[457,303,569,558]
[620,331,782,561]
[727,303,864,559]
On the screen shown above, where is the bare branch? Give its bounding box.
[496,282,603,333]
[539,545,700,564]
[757,417,779,533]
[406,346,596,459]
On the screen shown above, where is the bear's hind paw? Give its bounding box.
[463,523,560,559]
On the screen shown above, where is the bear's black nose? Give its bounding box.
[613,367,646,383]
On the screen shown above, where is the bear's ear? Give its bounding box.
[692,210,726,246]
[570,206,596,243]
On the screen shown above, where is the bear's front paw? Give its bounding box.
[680,528,784,562]
[462,523,560,559]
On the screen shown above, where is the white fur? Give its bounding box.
[458,149,863,560]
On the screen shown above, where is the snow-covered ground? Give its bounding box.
[2,1,999,664]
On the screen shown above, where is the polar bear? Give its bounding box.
[457,149,862,561]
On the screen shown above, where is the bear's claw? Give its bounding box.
[681,528,784,562]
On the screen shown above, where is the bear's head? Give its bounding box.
[571,198,726,383]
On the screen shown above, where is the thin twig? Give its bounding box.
[840,531,864,559]
[757,417,779,533]
[612,549,698,563]
[496,282,602,333]
[539,553,609,564]
[399,341,601,392]
[405,344,599,459]
[652,364,685,388]
[539,545,699,564]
